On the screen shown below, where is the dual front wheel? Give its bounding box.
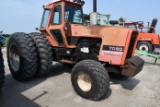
[7,32,52,81]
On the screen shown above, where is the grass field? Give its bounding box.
[2,37,9,47]
[4,37,9,46]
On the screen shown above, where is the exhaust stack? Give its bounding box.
[93,0,97,12]
[148,18,158,33]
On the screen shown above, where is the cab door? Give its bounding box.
[49,5,65,46]
[40,3,67,47]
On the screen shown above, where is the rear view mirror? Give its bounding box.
[81,1,85,5]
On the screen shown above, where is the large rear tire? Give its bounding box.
[71,60,110,101]
[29,32,52,76]
[0,46,5,88]
[7,33,37,81]
[137,42,152,53]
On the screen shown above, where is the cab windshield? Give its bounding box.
[40,9,50,28]
[65,5,83,24]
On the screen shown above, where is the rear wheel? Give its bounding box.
[137,42,152,53]
[29,32,53,76]
[7,33,37,81]
[71,60,110,101]
[0,46,5,88]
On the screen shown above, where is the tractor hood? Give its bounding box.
[71,24,134,46]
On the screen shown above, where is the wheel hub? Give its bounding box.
[77,74,92,92]
[139,44,149,52]
[9,44,20,72]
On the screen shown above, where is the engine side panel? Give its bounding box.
[99,28,134,65]
[71,25,137,65]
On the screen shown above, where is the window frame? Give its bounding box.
[40,9,50,28]
[51,5,62,25]
[64,4,84,24]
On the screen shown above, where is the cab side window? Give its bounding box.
[52,5,61,24]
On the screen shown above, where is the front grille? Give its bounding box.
[126,32,138,59]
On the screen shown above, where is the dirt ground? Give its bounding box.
[0,48,160,107]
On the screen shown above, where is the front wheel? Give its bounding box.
[71,60,110,101]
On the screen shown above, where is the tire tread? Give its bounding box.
[71,59,110,101]
[29,32,52,76]
[7,33,37,81]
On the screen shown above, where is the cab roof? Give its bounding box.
[45,0,83,6]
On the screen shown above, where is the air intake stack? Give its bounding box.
[90,0,97,26]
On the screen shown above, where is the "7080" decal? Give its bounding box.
[103,45,124,52]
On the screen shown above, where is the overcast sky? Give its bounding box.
[0,0,160,34]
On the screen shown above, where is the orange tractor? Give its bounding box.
[7,0,144,100]
[119,18,160,53]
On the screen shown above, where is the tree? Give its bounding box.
[119,17,126,27]
[119,17,126,22]
[106,14,111,25]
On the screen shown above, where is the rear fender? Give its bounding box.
[138,38,153,44]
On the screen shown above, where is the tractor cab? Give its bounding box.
[39,0,84,47]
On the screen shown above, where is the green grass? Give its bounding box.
[3,37,9,47]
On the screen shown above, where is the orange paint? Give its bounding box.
[39,0,139,66]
